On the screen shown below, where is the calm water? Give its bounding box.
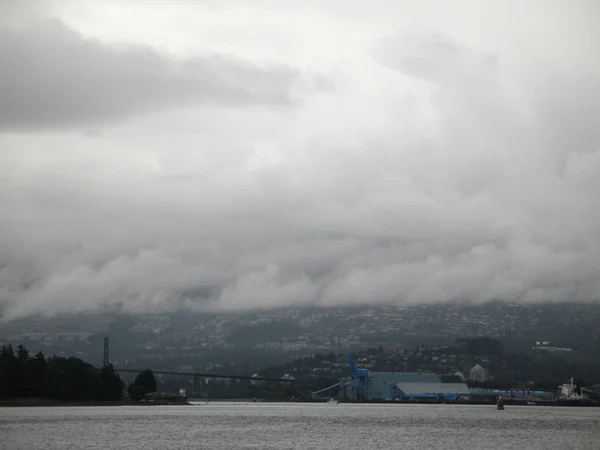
[1,403,599,449]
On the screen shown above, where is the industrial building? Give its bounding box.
[394,382,471,401]
[310,355,487,402]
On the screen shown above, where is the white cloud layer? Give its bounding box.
[1,0,599,320]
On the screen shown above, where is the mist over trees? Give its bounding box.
[0,344,124,401]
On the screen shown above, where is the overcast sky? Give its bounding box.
[1,0,599,321]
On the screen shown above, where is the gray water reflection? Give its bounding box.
[1,403,599,449]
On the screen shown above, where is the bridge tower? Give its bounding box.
[103,336,109,367]
[101,299,110,367]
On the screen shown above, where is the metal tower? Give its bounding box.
[103,336,109,367]
[101,299,110,367]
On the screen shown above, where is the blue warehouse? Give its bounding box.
[311,355,473,402]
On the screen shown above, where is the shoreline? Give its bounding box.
[3,398,598,408]
[0,399,191,407]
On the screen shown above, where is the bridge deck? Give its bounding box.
[115,368,299,383]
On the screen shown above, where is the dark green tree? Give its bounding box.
[99,364,125,401]
[0,345,15,361]
[16,345,29,361]
[0,344,126,402]
[15,345,31,396]
[0,345,18,398]
[128,369,157,401]
[29,351,47,398]
[44,356,102,401]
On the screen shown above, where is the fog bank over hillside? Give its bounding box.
[1,1,599,321]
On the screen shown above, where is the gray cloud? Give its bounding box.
[0,19,304,130]
[1,6,599,321]
[373,33,498,86]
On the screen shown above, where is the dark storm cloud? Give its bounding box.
[0,19,301,130]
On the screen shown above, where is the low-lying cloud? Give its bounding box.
[0,1,599,321]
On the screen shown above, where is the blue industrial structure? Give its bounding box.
[348,354,370,400]
[311,356,560,403]
[311,355,462,401]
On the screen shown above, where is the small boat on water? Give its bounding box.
[327,398,339,405]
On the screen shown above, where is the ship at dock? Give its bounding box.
[504,377,600,407]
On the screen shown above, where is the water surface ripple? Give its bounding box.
[1,403,599,449]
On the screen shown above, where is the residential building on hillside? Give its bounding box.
[469,364,488,382]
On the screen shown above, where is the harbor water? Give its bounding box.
[1,402,599,449]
